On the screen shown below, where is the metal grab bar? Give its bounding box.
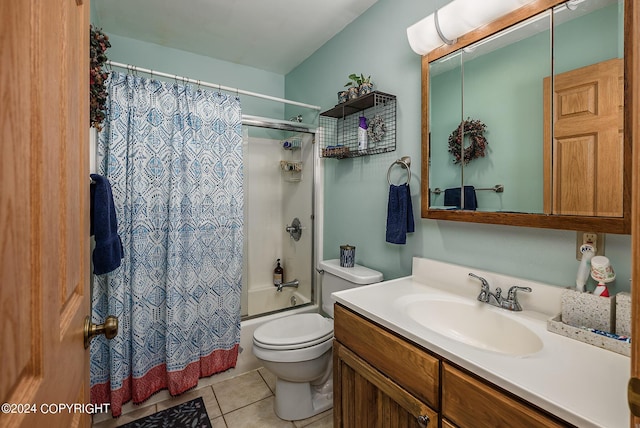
[431,184,504,194]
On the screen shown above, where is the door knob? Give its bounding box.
[417,414,430,427]
[84,315,118,349]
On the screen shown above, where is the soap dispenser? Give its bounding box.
[273,259,284,287]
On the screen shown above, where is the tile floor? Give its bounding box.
[91,368,332,428]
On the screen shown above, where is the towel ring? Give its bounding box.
[387,156,411,186]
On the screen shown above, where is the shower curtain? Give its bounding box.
[90,71,243,416]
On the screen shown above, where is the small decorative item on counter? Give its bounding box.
[590,256,615,297]
[273,259,284,286]
[340,245,355,268]
[615,292,631,337]
[593,283,610,297]
[548,288,629,356]
[337,90,349,104]
[547,313,630,357]
[560,288,614,332]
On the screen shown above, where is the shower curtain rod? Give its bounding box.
[106,60,322,111]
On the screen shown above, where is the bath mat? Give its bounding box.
[120,397,212,428]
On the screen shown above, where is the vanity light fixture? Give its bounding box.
[565,0,585,10]
[406,0,538,55]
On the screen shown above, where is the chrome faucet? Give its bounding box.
[277,279,299,292]
[501,285,532,311]
[468,273,531,311]
[469,273,502,306]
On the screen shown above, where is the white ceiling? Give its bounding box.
[92,0,379,75]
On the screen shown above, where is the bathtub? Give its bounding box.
[247,287,311,316]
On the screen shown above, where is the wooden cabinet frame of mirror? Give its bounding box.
[421,0,638,234]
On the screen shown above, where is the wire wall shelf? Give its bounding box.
[319,91,396,159]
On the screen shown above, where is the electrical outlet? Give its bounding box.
[576,232,605,260]
[583,233,598,247]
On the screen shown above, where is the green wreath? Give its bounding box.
[447,118,488,165]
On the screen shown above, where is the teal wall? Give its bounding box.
[285,0,631,293]
[92,0,285,112]
[101,33,286,122]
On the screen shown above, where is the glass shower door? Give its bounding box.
[241,126,315,318]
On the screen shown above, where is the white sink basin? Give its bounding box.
[403,297,543,356]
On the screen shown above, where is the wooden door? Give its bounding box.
[333,341,437,428]
[630,0,640,425]
[543,58,624,216]
[1,1,91,427]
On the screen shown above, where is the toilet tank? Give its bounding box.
[319,259,383,317]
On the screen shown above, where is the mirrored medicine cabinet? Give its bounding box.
[420,0,635,233]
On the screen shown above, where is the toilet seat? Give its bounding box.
[253,331,333,350]
[253,335,333,363]
[253,313,333,350]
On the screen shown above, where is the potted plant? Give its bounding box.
[344,73,362,100]
[337,89,349,104]
[342,74,374,101]
[358,74,373,96]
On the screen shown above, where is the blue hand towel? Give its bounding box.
[386,183,415,245]
[444,186,477,210]
[90,174,124,275]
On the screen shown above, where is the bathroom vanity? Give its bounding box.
[332,258,629,428]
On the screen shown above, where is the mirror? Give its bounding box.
[421,0,632,233]
[546,0,624,217]
[429,10,552,213]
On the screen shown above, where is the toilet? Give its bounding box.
[252,259,383,421]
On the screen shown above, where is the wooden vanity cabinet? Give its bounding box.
[334,342,438,427]
[442,363,569,428]
[441,420,457,428]
[333,304,439,427]
[334,304,573,428]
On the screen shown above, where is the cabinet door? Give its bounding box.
[442,419,457,428]
[334,304,440,408]
[442,363,568,428]
[334,341,437,428]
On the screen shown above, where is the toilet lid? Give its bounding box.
[253,313,333,349]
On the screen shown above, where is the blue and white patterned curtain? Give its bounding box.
[90,71,243,416]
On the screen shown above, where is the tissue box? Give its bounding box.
[561,289,614,332]
[616,292,631,337]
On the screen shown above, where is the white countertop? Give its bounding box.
[332,258,630,428]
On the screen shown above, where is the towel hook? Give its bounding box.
[387,156,412,186]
